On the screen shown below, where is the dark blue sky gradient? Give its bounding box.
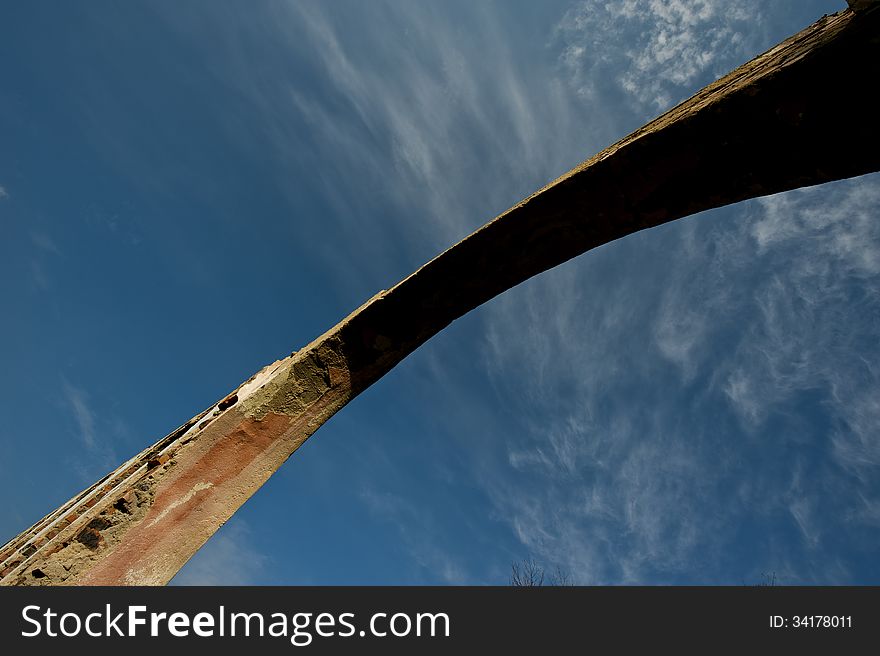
[3,0,878,584]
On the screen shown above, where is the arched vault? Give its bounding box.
[3,1,880,586]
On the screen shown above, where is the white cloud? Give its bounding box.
[27,232,61,291]
[471,171,880,583]
[555,0,766,113]
[0,185,8,200]
[831,387,880,483]
[139,0,873,584]
[171,519,269,585]
[654,290,708,380]
[58,380,129,484]
[752,181,880,274]
[360,486,468,584]
[214,0,876,584]
[723,181,880,437]
[62,380,97,449]
[30,231,61,255]
[281,1,590,249]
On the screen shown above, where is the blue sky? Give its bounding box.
[2,0,878,585]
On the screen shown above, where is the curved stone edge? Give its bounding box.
[2,8,880,585]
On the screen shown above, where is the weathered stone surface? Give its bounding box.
[847,0,879,15]
[2,8,880,585]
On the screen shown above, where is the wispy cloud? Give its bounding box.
[252,0,878,584]
[474,172,880,583]
[137,0,598,293]
[139,0,872,584]
[30,231,61,255]
[360,486,468,584]
[171,519,269,585]
[0,185,8,200]
[29,260,51,291]
[555,0,766,114]
[278,1,591,250]
[59,379,127,483]
[62,379,97,449]
[26,231,62,291]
